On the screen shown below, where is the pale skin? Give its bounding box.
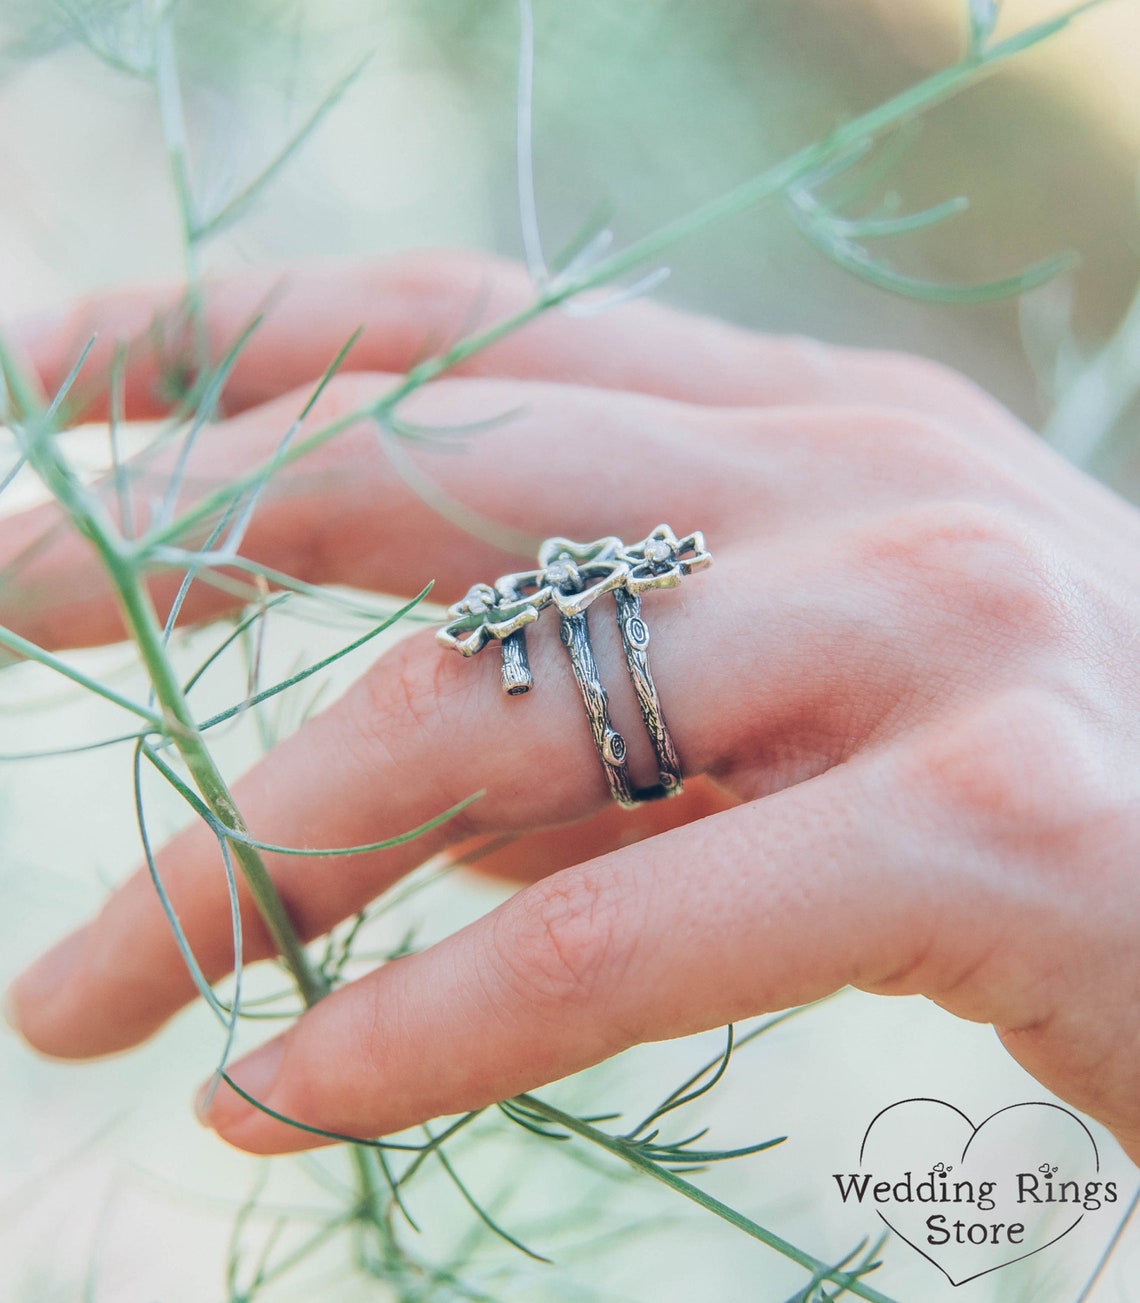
[3,251,1140,1164]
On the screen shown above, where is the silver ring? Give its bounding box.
[437,525,712,807]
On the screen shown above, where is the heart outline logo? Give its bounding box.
[851,1098,1102,1286]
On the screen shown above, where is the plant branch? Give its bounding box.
[512,1093,900,1303]
[139,0,1113,559]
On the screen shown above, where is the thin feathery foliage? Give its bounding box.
[1028,244,1140,474]
[0,0,1130,1298]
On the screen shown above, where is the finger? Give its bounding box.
[0,361,1094,653]
[454,775,739,885]
[0,370,741,647]
[191,754,1014,1155]
[4,600,742,1057]
[13,249,1013,430]
[6,526,913,1060]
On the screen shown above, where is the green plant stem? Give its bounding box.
[115,569,328,1005]
[138,0,1113,562]
[15,409,398,1255]
[513,1094,899,1303]
[349,1147,395,1263]
[153,7,208,374]
[567,2,1110,293]
[148,13,402,1254]
[9,426,315,1006]
[1044,274,1140,467]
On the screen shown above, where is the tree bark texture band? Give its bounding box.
[558,595,681,807]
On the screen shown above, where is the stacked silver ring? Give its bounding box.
[437,525,712,807]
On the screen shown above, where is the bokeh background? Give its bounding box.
[1,1,1139,1300]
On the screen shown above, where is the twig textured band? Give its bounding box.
[438,525,712,807]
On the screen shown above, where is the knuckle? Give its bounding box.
[773,339,976,406]
[803,407,988,492]
[871,411,980,479]
[769,333,851,391]
[493,868,628,1017]
[354,982,397,1087]
[374,633,474,737]
[283,995,388,1134]
[874,349,996,412]
[387,636,458,735]
[901,686,1106,838]
[858,500,1068,644]
[856,347,1028,442]
[998,994,1140,1139]
[342,634,481,826]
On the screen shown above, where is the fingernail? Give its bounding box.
[196,1037,287,1132]
[5,927,88,1029]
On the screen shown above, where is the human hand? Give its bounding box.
[5,251,1140,1164]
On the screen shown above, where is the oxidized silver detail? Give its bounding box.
[559,609,635,806]
[614,587,681,796]
[437,525,711,806]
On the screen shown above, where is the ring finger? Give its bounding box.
[6,524,925,1060]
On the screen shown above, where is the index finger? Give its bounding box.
[193,756,995,1154]
[13,250,1010,431]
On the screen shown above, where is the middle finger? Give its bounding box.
[0,368,1080,651]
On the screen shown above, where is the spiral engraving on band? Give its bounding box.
[624,613,650,649]
[558,611,636,807]
[615,589,682,797]
[603,730,627,766]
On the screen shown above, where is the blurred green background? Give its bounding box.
[2,0,1138,433]
[1,2,1138,1300]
